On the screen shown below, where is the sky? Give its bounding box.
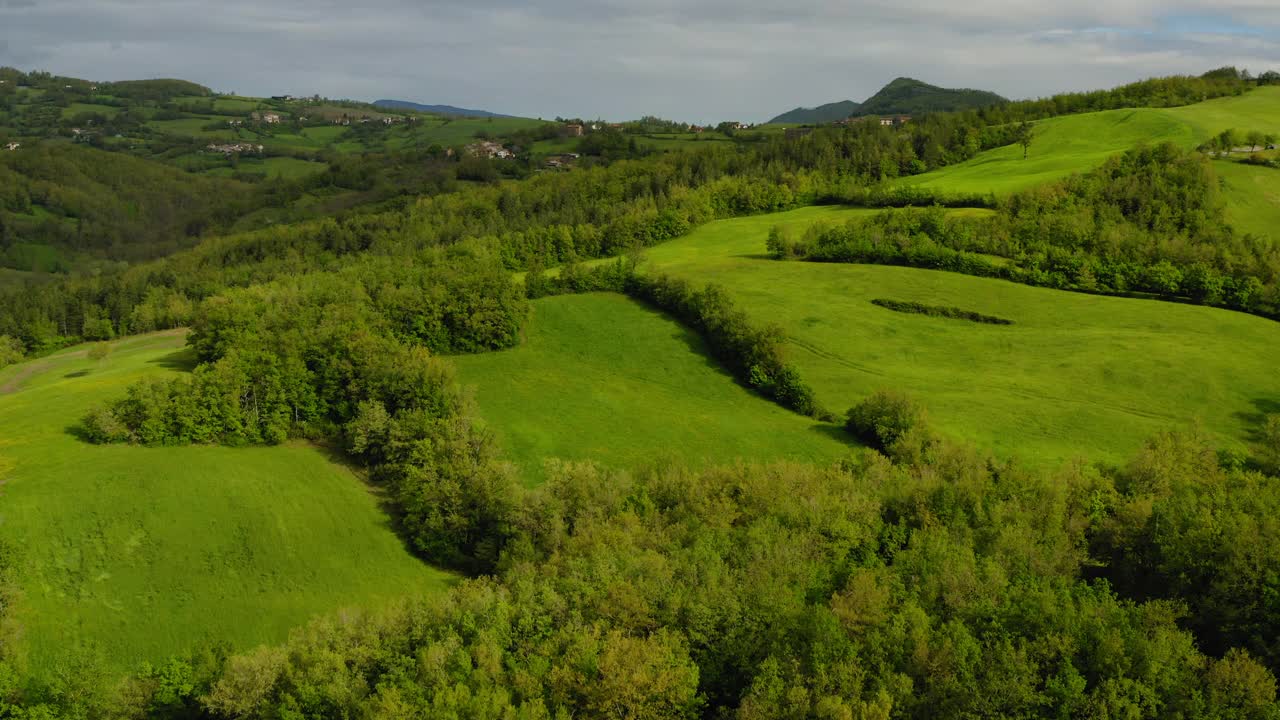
[2,0,1279,122]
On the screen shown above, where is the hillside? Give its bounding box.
[5,66,1280,718]
[453,293,849,482]
[860,77,1006,115]
[768,77,1005,123]
[570,205,1279,466]
[897,85,1280,196]
[373,99,514,118]
[769,99,862,124]
[0,332,454,676]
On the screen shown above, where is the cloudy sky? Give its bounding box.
[2,0,1279,122]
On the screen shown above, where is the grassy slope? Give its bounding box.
[611,207,1279,467]
[1216,160,1280,239]
[452,293,851,484]
[900,87,1280,196]
[0,332,453,677]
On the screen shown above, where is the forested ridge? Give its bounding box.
[2,68,1280,719]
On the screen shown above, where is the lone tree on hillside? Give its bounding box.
[1017,121,1034,160]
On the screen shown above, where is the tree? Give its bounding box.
[87,342,111,364]
[0,336,22,369]
[1262,414,1280,473]
[1017,121,1034,159]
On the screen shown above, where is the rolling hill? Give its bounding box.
[0,332,454,678]
[769,99,863,125]
[373,99,514,118]
[769,77,1006,124]
[566,204,1278,467]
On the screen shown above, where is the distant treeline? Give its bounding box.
[870,298,1013,325]
[771,143,1280,319]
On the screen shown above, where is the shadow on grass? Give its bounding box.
[63,370,90,379]
[148,347,199,372]
[811,422,856,446]
[1236,397,1280,442]
[310,440,425,558]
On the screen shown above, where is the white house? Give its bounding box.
[4,142,20,151]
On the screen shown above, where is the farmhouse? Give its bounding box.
[879,115,912,127]
[564,124,584,137]
[467,141,514,159]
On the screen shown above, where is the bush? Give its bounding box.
[81,406,131,444]
[845,390,929,452]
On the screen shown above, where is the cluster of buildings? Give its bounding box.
[467,141,514,159]
[206,142,264,156]
[832,115,912,127]
[4,142,19,151]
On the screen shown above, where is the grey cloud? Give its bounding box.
[0,0,1277,122]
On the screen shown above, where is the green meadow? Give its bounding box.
[205,156,329,179]
[566,206,1277,467]
[452,293,850,483]
[900,86,1280,195]
[0,333,453,678]
[1216,159,1280,239]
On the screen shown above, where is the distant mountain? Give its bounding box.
[859,77,1006,115]
[373,99,514,118]
[769,77,1007,124]
[771,100,863,125]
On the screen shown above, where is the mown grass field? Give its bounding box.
[899,86,1280,196]
[452,293,851,483]
[0,332,453,678]
[570,206,1279,467]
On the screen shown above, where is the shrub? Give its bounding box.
[81,406,131,444]
[845,390,929,452]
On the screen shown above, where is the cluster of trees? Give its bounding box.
[1199,128,1278,156]
[869,298,1013,325]
[775,143,1280,318]
[623,273,824,417]
[970,67,1258,126]
[18,416,1280,718]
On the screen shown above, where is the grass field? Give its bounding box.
[1216,160,1280,239]
[452,293,851,483]
[60,103,122,120]
[899,87,1280,196]
[205,156,328,179]
[570,206,1280,467]
[386,116,549,149]
[0,332,453,678]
